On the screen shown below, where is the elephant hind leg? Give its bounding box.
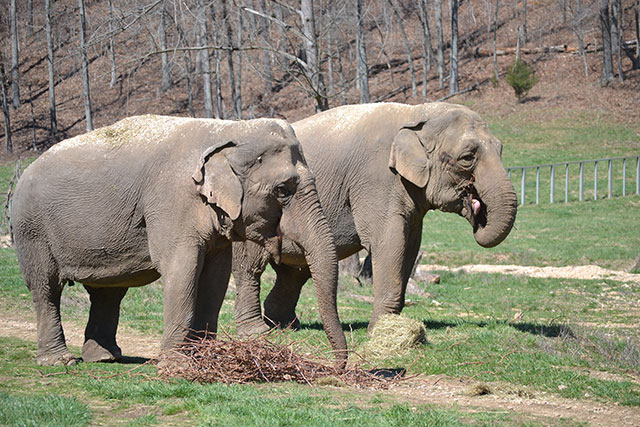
[82,285,128,363]
[18,243,77,366]
[263,264,311,330]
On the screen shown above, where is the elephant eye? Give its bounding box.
[458,152,475,169]
[275,184,294,203]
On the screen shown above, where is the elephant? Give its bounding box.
[232,102,517,336]
[11,114,347,366]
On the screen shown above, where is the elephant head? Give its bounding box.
[192,119,347,365]
[191,119,303,261]
[389,103,517,247]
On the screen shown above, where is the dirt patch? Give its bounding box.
[420,264,640,284]
[0,311,159,360]
[387,376,640,426]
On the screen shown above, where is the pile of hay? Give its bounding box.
[158,333,399,389]
[362,314,427,359]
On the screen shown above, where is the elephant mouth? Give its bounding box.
[459,183,487,233]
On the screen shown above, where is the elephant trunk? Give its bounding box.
[280,177,348,369]
[471,159,518,248]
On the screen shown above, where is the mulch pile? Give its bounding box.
[157,332,404,389]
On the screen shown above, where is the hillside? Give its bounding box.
[1,0,639,164]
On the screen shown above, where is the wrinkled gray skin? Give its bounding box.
[233,102,517,335]
[11,115,347,366]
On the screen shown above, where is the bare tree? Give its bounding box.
[301,0,328,111]
[10,0,20,108]
[108,0,117,88]
[493,0,499,81]
[356,0,370,103]
[258,0,273,96]
[612,0,623,82]
[222,0,241,119]
[160,0,172,92]
[449,0,460,94]
[570,0,589,77]
[599,0,615,83]
[45,0,57,137]
[197,0,214,118]
[78,0,93,131]
[0,62,12,153]
[235,6,244,119]
[418,0,434,99]
[522,0,528,43]
[435,0,445,88]
[388,0,417,97]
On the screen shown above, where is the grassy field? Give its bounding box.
[1,112,639,425]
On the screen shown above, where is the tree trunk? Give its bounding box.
[198,0,214,118]
[636,0,640,60]
[108,0,117,88]
[235,7,243,119]
[301,0,328,111]
[259,0,273,96]
[222,0,240,119]
[613,0,624,82]
[522,0,528,43]
[493,0,499,81]
[10,0,20,109]
[78,0,93,131]
[45,0,57,138]
[335,36,348,105]
[574,0,589,77]
[449,0,460,95]
[419,0,434,99]
[599,0,615,83]
[210,3,224,119]
[389,0,417,97]
[27,0,34,36]
[356,0,370,103]
[160,0,172,92]
[0,64,12,154]
[436,0,445,88]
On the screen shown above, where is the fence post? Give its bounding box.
[550,165,555,203]
[565,163,569,203]
[623,158,627,196]
[594,161,598,200]
[579,162,584,201]
[637,157,639,195]
[536,167,540,204]
[521,168,526,206]
[608,159,612,198]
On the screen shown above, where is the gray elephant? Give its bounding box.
[233,102,517,335]
[11,115,347,366]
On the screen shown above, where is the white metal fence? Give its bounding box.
[506,155,640,206]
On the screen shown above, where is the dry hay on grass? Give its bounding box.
[158,332,401,389]
[362,314,427,359]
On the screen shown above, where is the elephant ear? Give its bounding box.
[192,142,243,220]
[388,128,430,188]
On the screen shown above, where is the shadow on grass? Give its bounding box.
[300,319,573,339]
[421,319,573,338]
[299,321,370,332]
[118,355,151,364]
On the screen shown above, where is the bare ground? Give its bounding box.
[2,263,640,424]
[419,264,640,284]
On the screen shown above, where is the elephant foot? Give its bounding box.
[82,339,122,363]
[264,314,301,331]
[236,319,271,338]
[37,351,80,366]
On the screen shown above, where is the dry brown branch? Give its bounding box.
[158,332,402,389]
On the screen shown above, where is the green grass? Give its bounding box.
[0,390,92,427]
[422,196,640,269]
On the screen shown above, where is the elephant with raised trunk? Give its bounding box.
[11,115,347,366]
[233,102,517,335]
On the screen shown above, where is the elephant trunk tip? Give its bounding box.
[472,194,517,248]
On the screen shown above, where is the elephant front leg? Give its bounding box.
[192,247,233,337]
[159,246,204,352]
[232,241,271,337]
[369,218,423,331]
[263,264,311,330]
[82,285,128,362]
